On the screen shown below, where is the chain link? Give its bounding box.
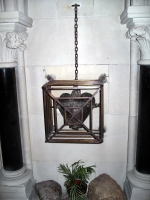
[72,4,80,80]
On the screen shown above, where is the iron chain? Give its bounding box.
[72,4,80,80]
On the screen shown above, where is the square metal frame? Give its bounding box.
[42,79,104,144]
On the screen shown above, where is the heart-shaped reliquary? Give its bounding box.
[57,89,95,130]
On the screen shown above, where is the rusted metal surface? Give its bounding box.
[42,78,106,144]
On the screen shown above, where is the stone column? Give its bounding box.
[121,6,150,200]
[136,64,150,174]
[0,65,23,171]
[5,31,33,170]
[0,3,35,199]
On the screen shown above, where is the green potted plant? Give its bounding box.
[58,160,96,200]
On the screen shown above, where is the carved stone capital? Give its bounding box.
[126,26,150,64]
[6,32,28,52]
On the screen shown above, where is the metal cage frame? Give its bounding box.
[42,78,105,144]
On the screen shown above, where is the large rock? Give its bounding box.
[87,174,126,200]
[35,180,62,200]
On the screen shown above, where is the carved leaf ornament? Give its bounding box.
[6,32,28,52]
[126,26,150,60]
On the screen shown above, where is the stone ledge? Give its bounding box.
[120,6,150,28]
[0,11,33,28]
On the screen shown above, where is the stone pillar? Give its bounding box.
[0,2,35,199]
[0,66,23,171]
[121,6,150,200]
[0,63,34,200]
[136,64,150,174]
[5,31,33,170]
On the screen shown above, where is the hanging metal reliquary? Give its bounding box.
[42,4,107,144]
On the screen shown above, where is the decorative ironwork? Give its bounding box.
[57,90,96,130]
[42,74,107,144]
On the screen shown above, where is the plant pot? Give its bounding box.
[75,180,87,194]
[66,180,87,196]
